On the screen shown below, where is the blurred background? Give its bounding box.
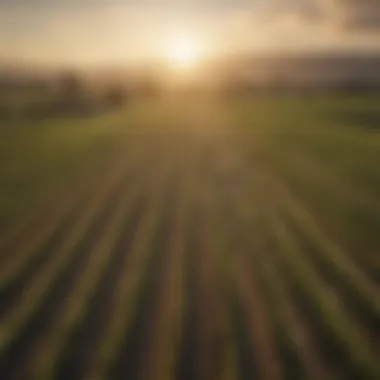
[0,1,380,380]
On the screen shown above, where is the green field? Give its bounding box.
[0,96,379,380]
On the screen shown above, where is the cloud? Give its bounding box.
[219,3,330,52]
[247,0,380,33]
[324,0,380,31]
[267,0,324,21]
[218,0,380,55]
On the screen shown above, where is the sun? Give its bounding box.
[166,36,201,69]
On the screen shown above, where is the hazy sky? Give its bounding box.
[1,0,380,65]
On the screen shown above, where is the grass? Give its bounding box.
[0,94,379,380]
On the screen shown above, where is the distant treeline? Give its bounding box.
[1,69,380,121]
[0,71,161,121]
[217,70,380,97]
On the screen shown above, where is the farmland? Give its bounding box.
[0,95,379,380]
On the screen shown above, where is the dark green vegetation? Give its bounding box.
[0,96,379,380]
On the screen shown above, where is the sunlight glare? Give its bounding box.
[166,36,201,69]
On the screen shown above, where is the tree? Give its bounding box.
[58,71,84,104]
[104,85,128,108]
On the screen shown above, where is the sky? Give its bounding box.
[1,0,380,66]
